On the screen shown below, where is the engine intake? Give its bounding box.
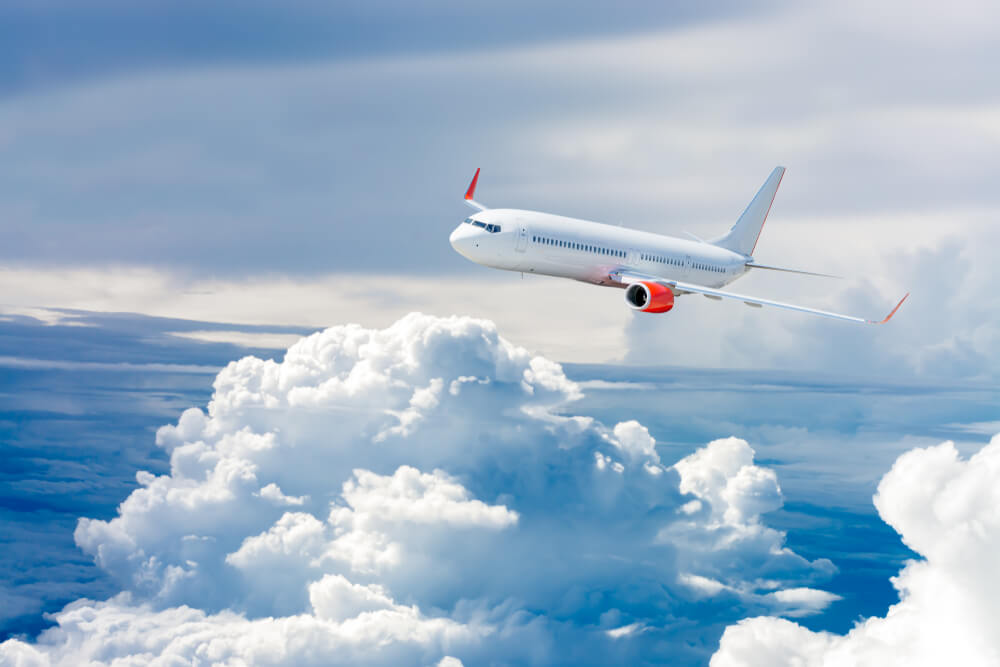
[625,281,674,313]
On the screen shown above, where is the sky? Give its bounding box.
[0,0,998,369]
[1,1,1000,665]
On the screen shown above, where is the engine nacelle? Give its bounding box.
[625,281,675,313]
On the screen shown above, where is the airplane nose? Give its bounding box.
[449,223,478,258]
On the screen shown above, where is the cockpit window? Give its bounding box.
[463,218,501,233]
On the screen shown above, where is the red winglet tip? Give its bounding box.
[877,292,909,324]
[464,168,480,201]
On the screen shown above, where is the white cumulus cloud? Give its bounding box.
[2,313,836,665]
[712,434,1000,666]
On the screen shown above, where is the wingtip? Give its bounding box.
[873,292,909,324]
[464,168,481,201]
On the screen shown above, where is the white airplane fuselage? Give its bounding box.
[449,209,747,290]
[447,168,908,324]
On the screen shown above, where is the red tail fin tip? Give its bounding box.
[464,168,481,201]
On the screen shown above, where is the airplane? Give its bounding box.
[449,167,907,324]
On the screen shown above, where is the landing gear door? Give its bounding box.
[515,222,529,252]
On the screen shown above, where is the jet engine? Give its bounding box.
[625,281,674,313]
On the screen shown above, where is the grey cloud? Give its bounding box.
[0,1,763,96]
[624,218,1000,380]
[1,1,998,277]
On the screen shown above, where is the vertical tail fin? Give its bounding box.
[712,166,785,256]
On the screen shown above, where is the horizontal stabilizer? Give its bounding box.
[745,262,840,279]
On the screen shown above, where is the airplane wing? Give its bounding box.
[611,270,908,325]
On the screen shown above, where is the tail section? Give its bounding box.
[712,166,785,256]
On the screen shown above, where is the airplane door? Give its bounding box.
[515,223,529,252]
[684,254,692,277]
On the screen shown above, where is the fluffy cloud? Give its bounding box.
[1,314,835,665]
[0,591,480,667]
[712,434,1000,666]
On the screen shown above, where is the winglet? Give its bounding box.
[871,293,909,325]
[465,168,480,201]
[463,168,487,211]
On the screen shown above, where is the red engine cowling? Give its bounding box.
[625,281,674,313]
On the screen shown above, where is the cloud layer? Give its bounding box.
[0,313,835,664]
[712,434,1000,666]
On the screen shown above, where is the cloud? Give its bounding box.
[0,267,629,364]
[0,355,219,374]
[1,313,835,664]
[0,1,747,98]
[168,330,306,350]
[2,0,998,276]
[3,1,1000,376]
[625,219,1000,379]
[0,592,480,667]
[712,433,1000,666]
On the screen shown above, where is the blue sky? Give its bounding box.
[2,1,1000,665]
